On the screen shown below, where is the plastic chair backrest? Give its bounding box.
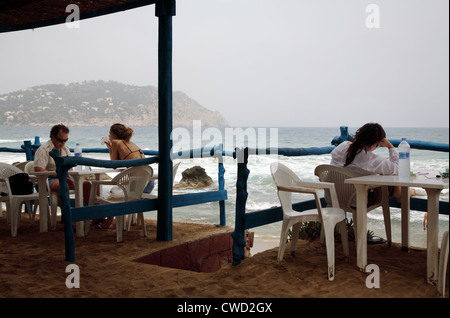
[13,161,30,172]
[314,164,361,210]
[0,163,23,178]
[24,161,35,174]
[111,165,153,201]
[0,163,25,195]
[270,163,303,214]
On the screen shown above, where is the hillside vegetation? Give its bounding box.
[0,80,229,127]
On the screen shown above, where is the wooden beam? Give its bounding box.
[155,0,175,241]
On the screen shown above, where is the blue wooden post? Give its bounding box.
[232,147,249,265]
[218,144,226,226]
[331,126,352,146]
[340,126,350,142]
[22,136,41,160]
[156,0,175,241]
[22,140,33,161]
[50,150,76,262]
[32,136,41,159]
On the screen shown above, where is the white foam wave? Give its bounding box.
[0,139,24,143]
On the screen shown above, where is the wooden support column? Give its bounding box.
[156,0,176,241]
[232,147,249,265]
[50,150,76,262]
[218,144,226,226]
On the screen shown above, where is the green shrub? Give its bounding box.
[288,219,374,242]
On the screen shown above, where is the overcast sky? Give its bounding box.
[0,0,448,128]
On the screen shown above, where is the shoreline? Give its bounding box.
[251,236,280,255]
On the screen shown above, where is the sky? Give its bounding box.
[0,0,448,128]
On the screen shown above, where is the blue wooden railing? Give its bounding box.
[1,126,448,264]
[1,138,228,262]
[49,145,228,262]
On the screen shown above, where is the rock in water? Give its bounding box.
[179,166,213,188]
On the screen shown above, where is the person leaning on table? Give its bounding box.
[330,122,416,204]
[33,124,92,206]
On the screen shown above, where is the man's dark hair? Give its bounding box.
[50,124,69,137]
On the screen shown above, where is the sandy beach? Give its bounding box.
[0,209,448,301]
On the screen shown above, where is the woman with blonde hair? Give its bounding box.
[94,123,154,229]
[106,123,144,160]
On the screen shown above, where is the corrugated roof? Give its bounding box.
[0,0,157,33]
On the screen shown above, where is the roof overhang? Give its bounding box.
[0,0,157,33]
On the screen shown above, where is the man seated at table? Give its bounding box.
[34,124,91,206]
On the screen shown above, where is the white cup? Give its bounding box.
[100,136,109,145]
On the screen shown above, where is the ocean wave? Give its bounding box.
[0,139,24,143]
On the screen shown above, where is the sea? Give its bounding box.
[1,125,448,250]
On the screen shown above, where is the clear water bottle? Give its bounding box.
[74,143,82,171]
[398,138,410,179]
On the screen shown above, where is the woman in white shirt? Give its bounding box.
[331,123,398,175]
[331,123,414,202]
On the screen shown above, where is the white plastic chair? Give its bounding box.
[270,163,349,281]
[141,161,180,200]
[0,162,40,237]
[438,231,449,297]
[25,161,71,230]
[88,165,153,242]
[13,161,31,172]
[131,161,180,229]
[314,164,392,245]
[14,161,39,221]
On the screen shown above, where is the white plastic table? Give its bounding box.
[345,173,448,284]
[32,168,120,236]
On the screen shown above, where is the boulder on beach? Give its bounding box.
[178,166,213,188]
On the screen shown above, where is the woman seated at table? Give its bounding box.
[330,122,415,204]
[93,123,154,229]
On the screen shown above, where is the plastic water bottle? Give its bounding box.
[74,143,82,171]
[398,138,411,179]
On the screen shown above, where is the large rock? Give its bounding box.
[179,166,213,188]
